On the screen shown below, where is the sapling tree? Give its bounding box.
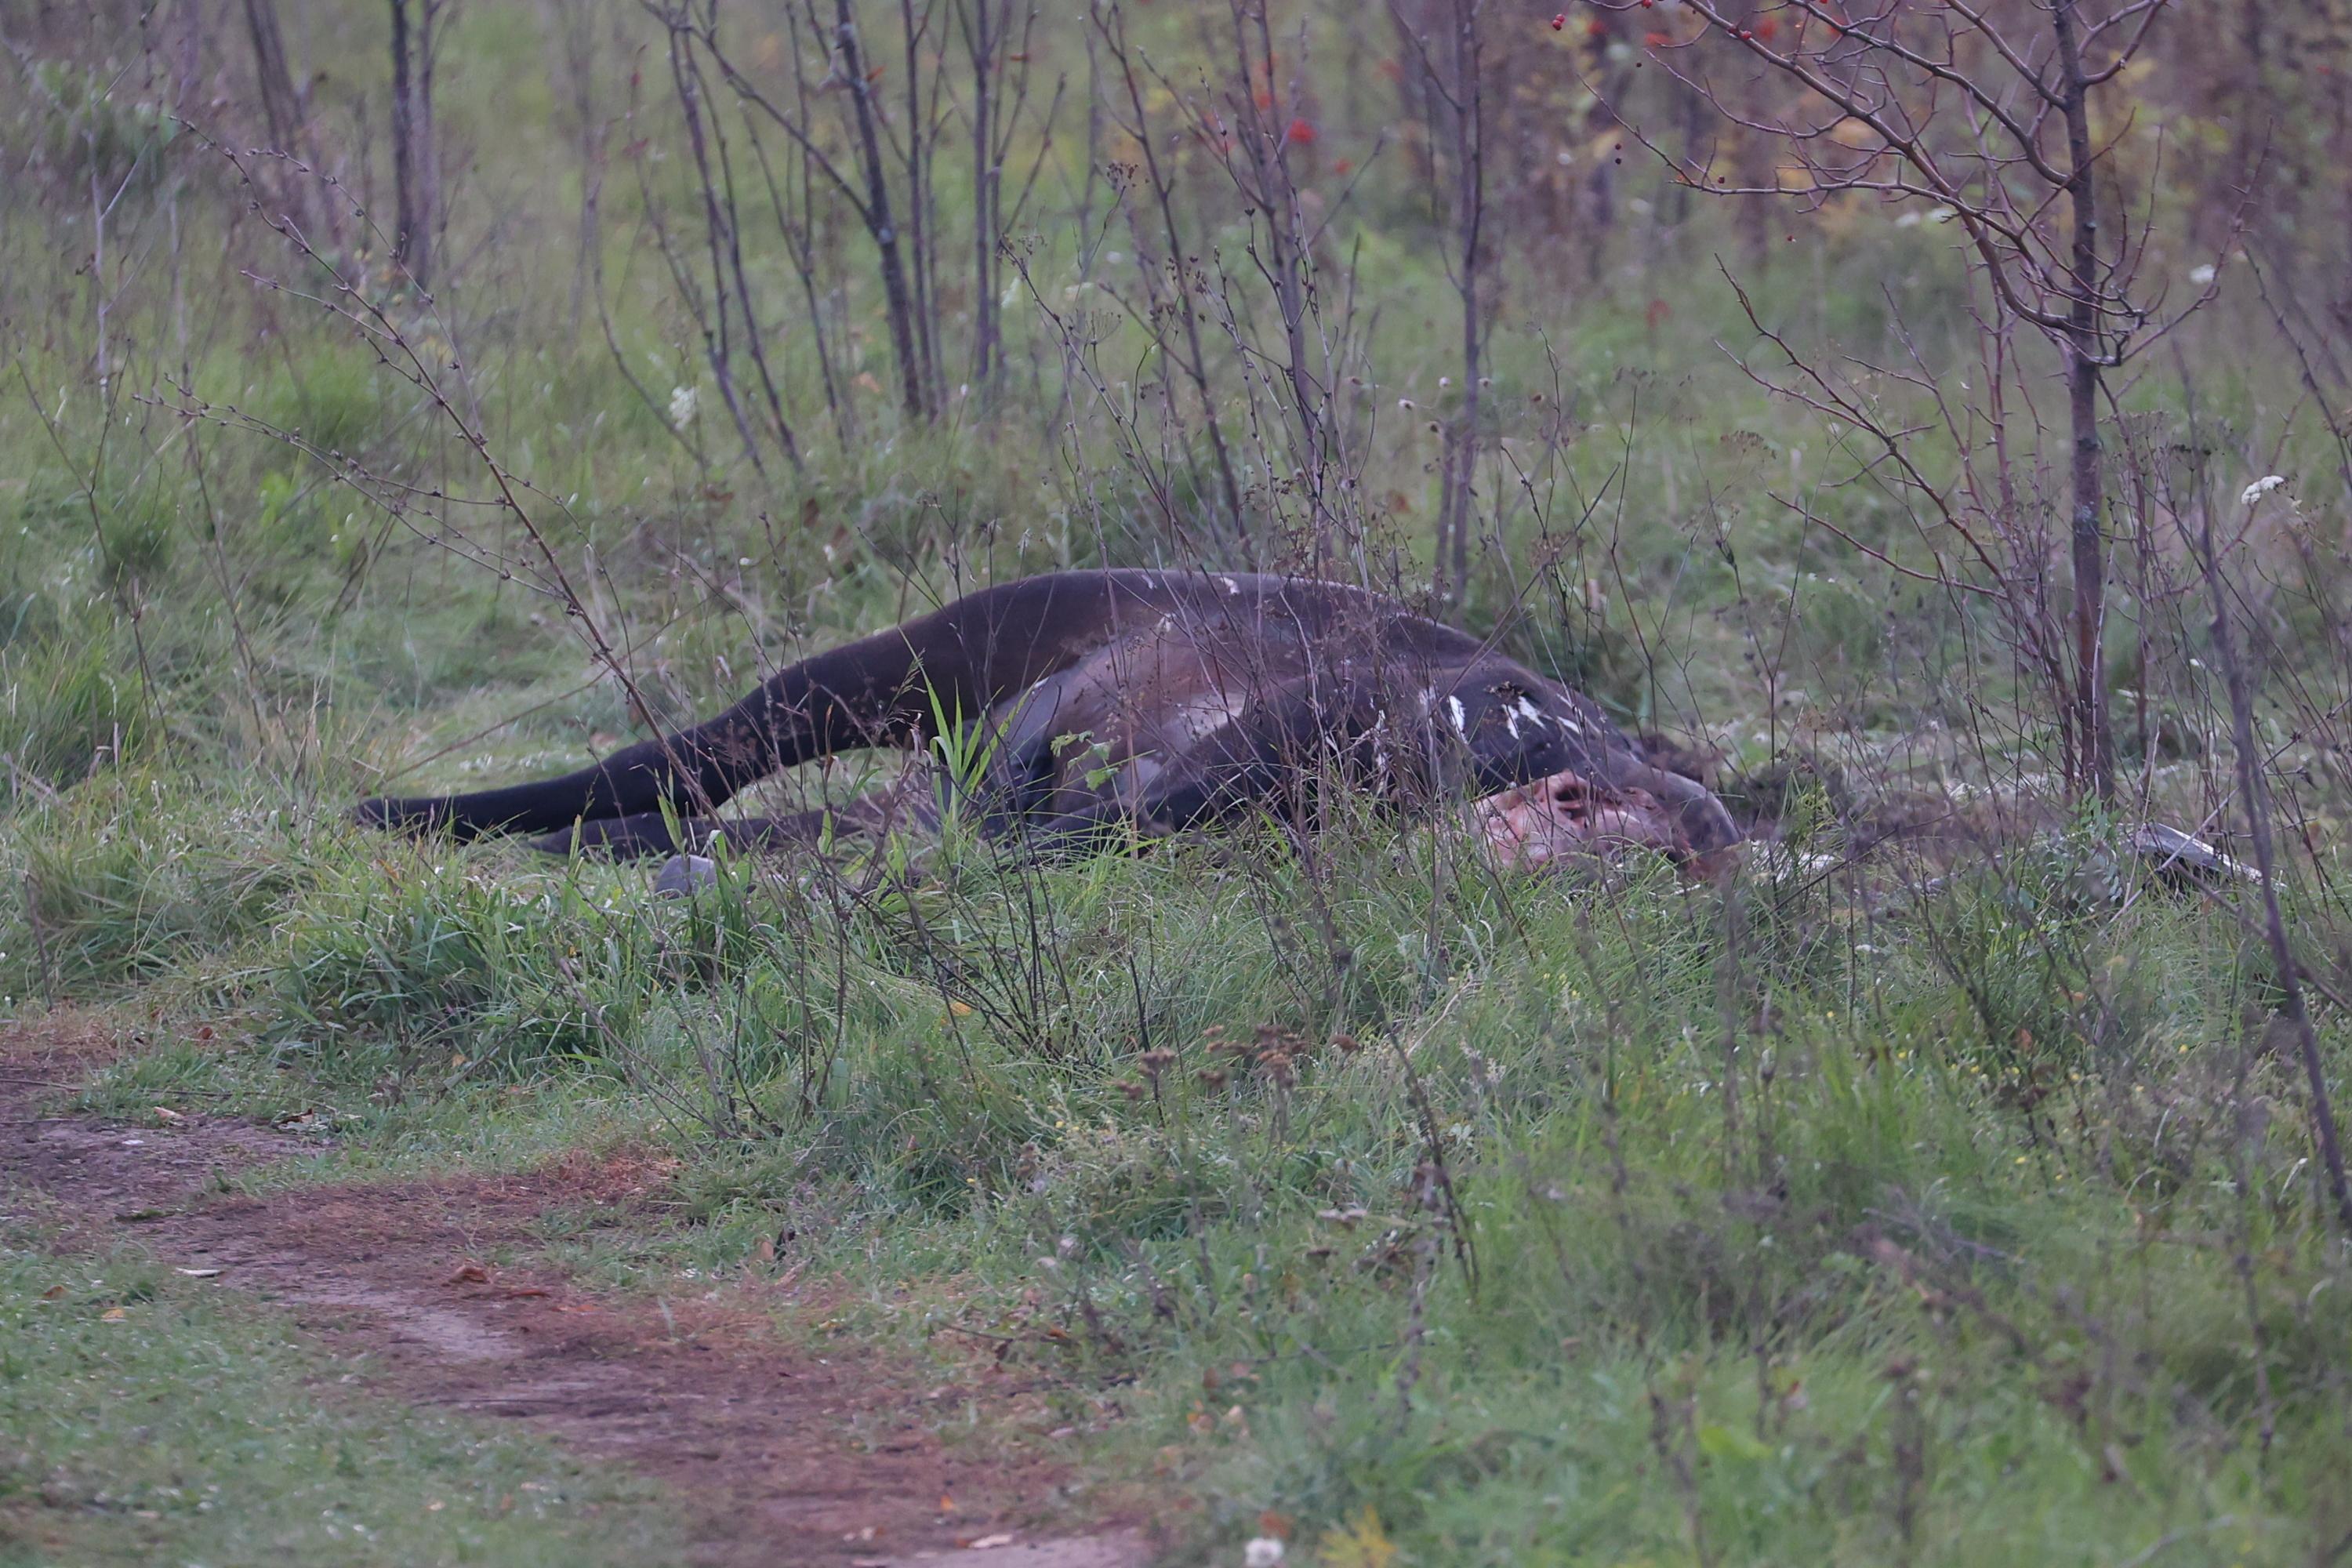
[1390,0,1492,608]
[647,0,1054,448]
[1594,0,2216,800]
[387,0,446,290]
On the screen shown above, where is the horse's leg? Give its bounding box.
[1012,675,1382,856]
[354,574,1128,841]
[528,771,945,859]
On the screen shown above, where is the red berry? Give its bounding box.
[1551,12,1566,28]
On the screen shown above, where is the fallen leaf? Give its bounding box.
[175,1267,223,1279]
[40,1283,65,1300]
[152,1106,187,1127]
[970,1534,1015,1549]
[1317,1507,1399,1568]
[100,1306,129,1322]
[938,1494,957,1514]
[500,1287,552,1299]
[443,1263,492,1286]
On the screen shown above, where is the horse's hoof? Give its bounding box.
[654,854,719,898]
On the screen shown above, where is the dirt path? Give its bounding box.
[0,1040,1147,1568]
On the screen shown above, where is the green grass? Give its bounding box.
[0,1230,680,1567]
[9,768,2352,1567]
[40,813,2324,1567]
[6,1,2352,1563]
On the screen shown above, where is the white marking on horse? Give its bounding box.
[1447,696,1468,736]
[1221,575,1240,595]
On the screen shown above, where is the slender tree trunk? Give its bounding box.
[242,0,337,245]
[837,0,931,422]
[967,0,1000,390]
[388,0,434,289]
[665,20,783,474]
[244,0,302,150]
[419,1,443,274]
[2053,0,2112,800]
[901,0,945,414]
[1432,0,1484,606]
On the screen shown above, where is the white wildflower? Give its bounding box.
[2190,263,2217,285]
[1926,204,1957,223]
[1243,1539,1286,1568]
[2239,474,2285,507]
[667,384,699,431]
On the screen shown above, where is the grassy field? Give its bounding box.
[6,2,2352,1563]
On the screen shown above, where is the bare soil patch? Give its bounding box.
[0,1025,1148,1568]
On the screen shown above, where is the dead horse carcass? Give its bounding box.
[354,569,1742,874]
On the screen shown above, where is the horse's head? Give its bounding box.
[1467,758,1744,880]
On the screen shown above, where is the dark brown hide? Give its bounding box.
[355,570,1738,868]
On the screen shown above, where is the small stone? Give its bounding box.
[655,855,719,898]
